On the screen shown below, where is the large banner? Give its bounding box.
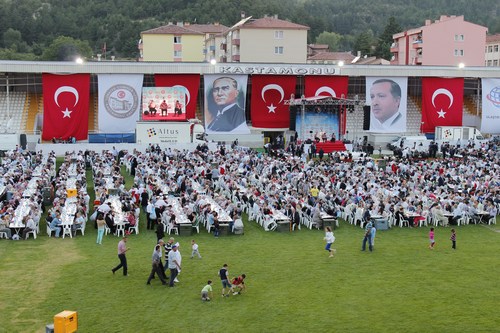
[481,78,500,134]
[422,77,463,133]
[98,74,143,133]
[304,75,349,99]
[141,87,186,121]
[154,74,200,120]
[204,74,250,134]
[366,77,407,133]
[42,73,90,141]
[250,75,296,129]
[296,111,339,142]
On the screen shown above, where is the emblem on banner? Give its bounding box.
[104,84,139,118]
[486,86,500,108]
[432,88,454,118]
[147,128,156,137]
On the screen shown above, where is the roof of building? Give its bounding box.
[308,44,329,50]
[141,24,204,35]
[242,16,309,30]
[486,33,500,43]
[186,23,229,34]
[356,57,390,65]
[308,52,355,61]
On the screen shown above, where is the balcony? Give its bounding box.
[209,45,215,51]
[231,54,240,62]
[232,38,240,46]
[412,41,423,49]
[390,42,398,52]
[220,43,226,51]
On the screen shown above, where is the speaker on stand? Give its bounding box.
[363,106,371,131]
[20,134,27,150]
[289,106,297,131]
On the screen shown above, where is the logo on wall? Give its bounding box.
[54,86,79,118]
[104,84,139,118]
[261,84,284,113]
[486,86,500,108]
[432,88,454,118]
[147,128,156,137]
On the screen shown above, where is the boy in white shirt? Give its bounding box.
[190,239,202,259]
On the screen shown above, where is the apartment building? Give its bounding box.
[391,15,487,66]
[485,33,500,67]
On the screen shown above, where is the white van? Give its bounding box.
[387,136,430,152]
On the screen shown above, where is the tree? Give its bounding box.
[374,17,402,60]
[315,31,342,52]
[353,31,374,56]
[41,36,92,61]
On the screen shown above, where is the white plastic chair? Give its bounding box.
[167,223,179,235]
[129,221,139,235]
[25,229,37,240]
[62,225,73,239]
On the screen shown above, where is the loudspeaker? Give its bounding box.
[363,106,371,130]
[20,134,27,150]
[289,106,297,131]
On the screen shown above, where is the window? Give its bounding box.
[488,46,493,52]
[174,36,181,44]
[174,50,182,57]
[454,49,464,56]
[274,46,284,54]
[274,30,284,39]
[494,60,499,66]
[487,60,492,66]
[454,34,464,41]
[494,45,499,52]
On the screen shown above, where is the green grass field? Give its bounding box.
[0,165,499,332]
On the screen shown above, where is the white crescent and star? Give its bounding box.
[173,85,190,106]
[314,86,337,97]
[54,86,79,118]
[432,88,454,118]
[261,84,285,113]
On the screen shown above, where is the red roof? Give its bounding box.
[142,25,204,35]
[243,17,309,30]
[486,34,500,43]
[308,52,355,61]
[186,24,229,34]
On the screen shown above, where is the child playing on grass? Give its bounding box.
[324,226,336,257]
[450,229,456,249]
[201,280,213,301]
[231,274,246,295]
[429,227,435,250]
[190,239,202,259]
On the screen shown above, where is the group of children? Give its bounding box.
[201,263,246,301]
[322,225,457,258]
[429,228,457,250]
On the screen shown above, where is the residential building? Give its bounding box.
[183,23,228,62]
[139,23,227,62]
[391,15,487,66]
[220,15,309,63]
[485,34,500,67]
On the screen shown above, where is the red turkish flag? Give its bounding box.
[250,75,296,128]
[154,74,200,119]
[421,77,463,133]
[304,75,349,99]
[42,73,90,141]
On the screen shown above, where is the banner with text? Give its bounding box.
[98,74,144,133]
[481,78,500,134]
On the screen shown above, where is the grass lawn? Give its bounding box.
[0,165,499,332]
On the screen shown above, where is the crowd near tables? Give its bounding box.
[0,138,499,242]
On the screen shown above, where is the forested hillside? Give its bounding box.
[0,0,498,60]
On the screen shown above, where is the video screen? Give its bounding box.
[141,87,187,121]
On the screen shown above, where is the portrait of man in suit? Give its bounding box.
[368,78,407,133]
[206,76,250,133]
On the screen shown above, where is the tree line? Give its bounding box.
[0,0,498,61]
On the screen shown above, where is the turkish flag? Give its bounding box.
[304,75,349,99]
[421,77,463,133]
[250,75,296,128]
[154,74,200,119]
[42,73,90,141]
